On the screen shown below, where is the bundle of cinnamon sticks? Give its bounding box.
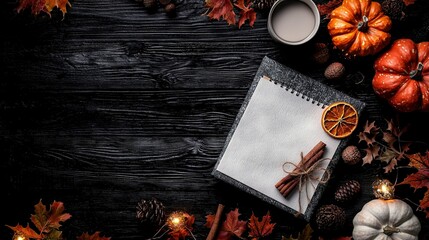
[275,141,326,198]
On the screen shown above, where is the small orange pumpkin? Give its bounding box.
[328,0,392,57]
[373,39,429,112]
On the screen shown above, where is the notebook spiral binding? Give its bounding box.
[265,76,326,109]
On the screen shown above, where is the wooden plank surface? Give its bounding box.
[1,0,429,239]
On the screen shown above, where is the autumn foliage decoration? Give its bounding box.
[7,200,110,240]
[17,0,71,16]
[373,39,429,112]
[327,0,392,57]
[205,0,256,28]
[205,208,275,240]
[357,119,429,218]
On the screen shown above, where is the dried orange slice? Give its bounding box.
[321,102,358,139]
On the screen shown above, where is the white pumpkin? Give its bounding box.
[353,199,421,240]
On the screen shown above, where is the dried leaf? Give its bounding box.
[385,119,408,137]
[168,213,195,240]
[7,224,42,239]
[31,200,72,233]
[403,0,416,6]
[77,232,111,240]
[383,157,397,173]
[205,214,215,228]
[248,212,275,239]
[234,0,256,28]
[362,145,380,165]
[364,121,379,134]
[317,0,342,16]
[219,208,247,240]
[205,0,236,25]
[379,149,397,164]
[282,224,313,240]
[382,132,396,148]
[399,152,429,218]
[358,132,376,146]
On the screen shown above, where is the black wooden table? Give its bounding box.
[1,0,429,239]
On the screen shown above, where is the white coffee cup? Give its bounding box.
[268,0,320,45]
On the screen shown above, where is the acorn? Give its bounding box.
[342,145,361,165]
[164,3,176,14]
[311,43,330,65]
[324,62,345,80]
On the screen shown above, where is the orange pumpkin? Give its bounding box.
[373,39,429,112]
[328,0,392,57]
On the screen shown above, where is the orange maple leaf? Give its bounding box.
[205,214,215,228]
[248,212,275,239]
[17,0,71,16]
[399,152,429,218]
[234,0,256,28]
[205,0,236,25]
[7,224,42,239]
[77,232,111,240]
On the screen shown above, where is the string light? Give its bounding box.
[372,179,395,200]
[13,233,27,240]
[167,211,186,230]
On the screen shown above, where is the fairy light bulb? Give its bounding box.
[167,211,186,230]
[13,233,27,240]
[372,179,395,200]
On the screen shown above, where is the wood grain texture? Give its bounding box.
[1,0,429,239]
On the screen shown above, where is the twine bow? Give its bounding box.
[282,153,331,214]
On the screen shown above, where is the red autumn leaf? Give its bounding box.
[205,0,236,25]
[317,0,342,17]
[420,191,429,218]
[399,152,429,218]
[234,0,256,28]
[205,214,215,228]
[402,0,415,6]
[7,224,42,239]
[31,200,72,233]
[17,0,71,16]
[218,208,247,240]
[400,152,429,190]
[168,213,195,240]
[77,232,111,240]
[248,212,275,239]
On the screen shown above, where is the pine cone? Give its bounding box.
[341,145,361,165]
[136,198,166,226]
[382,0,405,21]
[315,204,346,233]
[252,0,275,11]
[335,180,361,203]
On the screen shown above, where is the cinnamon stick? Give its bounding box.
[206,204,225,240]
[276,141,326,198]
[275,141,326,187]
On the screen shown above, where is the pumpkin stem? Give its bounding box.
[409,62,424,80]
[383,226,400,236]
[357,16,369,32]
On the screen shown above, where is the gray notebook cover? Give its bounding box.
[212,56,366,221]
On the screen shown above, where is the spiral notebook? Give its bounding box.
[212,56,365,221]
